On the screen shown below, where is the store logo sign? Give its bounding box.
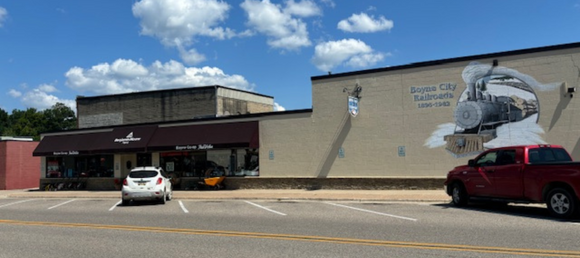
[114,132,141,145]
[175,144,214,150]
[348,96,359,117]
[53,151,79,155]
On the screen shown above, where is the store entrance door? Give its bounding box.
[137,153,152,167]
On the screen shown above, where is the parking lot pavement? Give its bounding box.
[0,188,451,202]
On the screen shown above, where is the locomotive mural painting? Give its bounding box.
[425,62,561,157]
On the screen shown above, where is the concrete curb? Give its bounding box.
[1,189,451,202]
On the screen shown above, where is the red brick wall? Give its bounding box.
[0,142,6,189]
[1,141,40,190]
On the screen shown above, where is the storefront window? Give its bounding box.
[75,155,114,177]
[159,149,259,179]
[242,149,259,176]
[45,155,113,178]
[160,151,206,178]
[137,153,152,167]
[46,157,64,178]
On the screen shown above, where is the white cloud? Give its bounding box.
[177,45,207,65]
[345,52,388,68]
[241,0,319,50]
[284,0,321,17]
[19,85,75,111]
[38,84,58,93]
[65,59,254,95]
[132,0,235,65]
[311,39,386,72]
[319,0,335,8]
[273,102,285,111]
[338,13,393,33]
[8,89,22,98]
[0,7,8,27]
[110,59,149,78]
[132,0,234,45]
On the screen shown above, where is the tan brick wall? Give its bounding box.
[260,46,580,178]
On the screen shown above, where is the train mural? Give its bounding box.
[425,62,561,157]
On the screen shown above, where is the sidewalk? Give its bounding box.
[0,189,451,202]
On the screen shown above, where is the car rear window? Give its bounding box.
[129,171,158,178]
[528,148,572,163]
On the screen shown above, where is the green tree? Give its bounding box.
[9,108,43,140]
[42,102,77,132]
[0,109,8,135]
[2,103,77,140]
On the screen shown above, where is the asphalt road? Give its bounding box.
[1,198,579,258]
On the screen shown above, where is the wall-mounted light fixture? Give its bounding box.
[568,86,576,98]
[343,83,362,99]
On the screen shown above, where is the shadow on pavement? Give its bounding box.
[433,202,580,222]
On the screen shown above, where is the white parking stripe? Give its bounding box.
[0,199,34,208]
[326,202,417,221]
[244,201,286,216]
[109,200,122,211]
[179,201,189,213]
[47,199,75,210]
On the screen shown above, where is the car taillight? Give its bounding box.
[157,177,163,185]
[123,179,128,186]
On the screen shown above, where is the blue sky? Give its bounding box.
[1,0,580,113]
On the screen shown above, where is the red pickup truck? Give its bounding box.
[444,145,580,219]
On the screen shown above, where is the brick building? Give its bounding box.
[34,42,580,190]
[35,86,273,190]
[0,137,40,190]
[76,85,274,128]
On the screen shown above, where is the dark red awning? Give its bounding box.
[33,122,258,156]
[33,132,106,156]
[147,121,259,152]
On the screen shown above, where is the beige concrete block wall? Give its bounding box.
[247,102,274,113]
[259,113,318,177]
[261,45,580,178]
[216,87,274,115]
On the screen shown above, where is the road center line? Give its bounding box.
[48,199,75,210]
[1,219,577,257]
[179,201,189,213]
[0,199,34,208]
[325,202,417,221]
[109,200,122,211]
[244,201,286,216]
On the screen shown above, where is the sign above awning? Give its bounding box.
[91,125,158,154]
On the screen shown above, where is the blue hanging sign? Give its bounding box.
[348,96,359,117]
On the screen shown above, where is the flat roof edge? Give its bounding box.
[76,85,273,100]
[39,108,313,136]
[311,42,580,81]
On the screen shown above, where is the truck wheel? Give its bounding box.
[546,188,577,219]
[450,183,468,207]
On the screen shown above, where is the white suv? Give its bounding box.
[122,166,172,205]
